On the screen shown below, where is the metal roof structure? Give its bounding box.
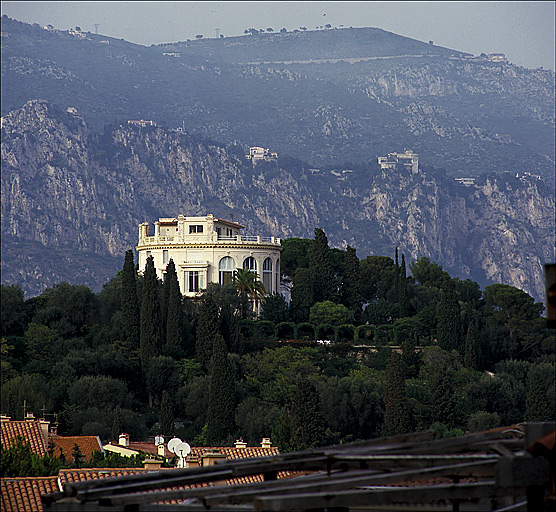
[42,422,555,512]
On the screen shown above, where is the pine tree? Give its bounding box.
[165,260,183,351]
[309,228,336,303]
[195,294,220,370]
[140,255,162,372]
[206,334,236,445]
[340,246,362,321]
[159,390,175,437]
[436,275,462,351]
[121,250,140,350]
[383,352,410,436]
[397,254,409,317]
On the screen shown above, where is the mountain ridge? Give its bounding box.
[2,99,553,301]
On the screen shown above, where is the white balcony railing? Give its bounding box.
[140,234,281,246]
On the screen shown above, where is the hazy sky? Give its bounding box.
[1,1,555,70]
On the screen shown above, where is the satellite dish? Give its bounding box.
[155,435,164,446]
[167,437,182,454]
[174,442,191,458]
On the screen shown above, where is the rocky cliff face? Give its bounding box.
[2,100,554,300]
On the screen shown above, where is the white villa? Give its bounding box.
[377,150,419,174]
[136,214,282,297]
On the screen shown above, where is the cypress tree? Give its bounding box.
[436,275,462,351]
[159,390,175,437]
[111,406,122,441]
[140,255,162,372]
[290,379,326,450]
[429,364,459,428]
[121,250,140,350]
[383,352,411,436]
[463,312,482,370]
[165,260,183,351]
[525,365,553,421]
[195,294,219,370]
[397,254,409,317]
[290,267,313,323]
[340,246,362,321]
[309,228,336,303]
[206,334,236,445]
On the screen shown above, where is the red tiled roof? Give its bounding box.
[191,446,279,460]
[57,468,148,487]
[49,435,103,463]
[128,441,169,457]
[1,477,58,512]
[0,421,46,456]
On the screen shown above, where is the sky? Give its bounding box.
[1,1,555,70]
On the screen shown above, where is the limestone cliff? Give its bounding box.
[2,100,553,300]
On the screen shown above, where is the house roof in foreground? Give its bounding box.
[1,477,58,512]
[0,420,46,456]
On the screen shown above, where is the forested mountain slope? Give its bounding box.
[2,100,553,299]
[1,16,554,176]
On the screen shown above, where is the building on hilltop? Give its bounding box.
[377,149,419,174]
[136,214,282,298]
[127,119,157,127]
[488,53,508,63]
[246,146,278,164]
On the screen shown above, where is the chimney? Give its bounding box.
[143,459,162,471]
[261,437,272,449]
[185,456,200,468]
[0,415,11,422]
[25,412,35,421]
[201,450,227,467]
[234,439,247,449]
[157,444,166,457]
[39,419,50,451]
[119,433,130,447]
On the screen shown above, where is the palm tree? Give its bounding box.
[232,268,266,313]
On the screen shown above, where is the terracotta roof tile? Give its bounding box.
[57,468,148,487]
[1,477,58,512]
[0,421,46,456]
[191,446,280,460]
[49,435,103,462]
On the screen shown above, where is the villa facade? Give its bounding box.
[377,149,419,174]
[136,214,282,297]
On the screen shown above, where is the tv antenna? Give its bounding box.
[155,435,164,446]
[94,24,99,34]
[215,28,220,38]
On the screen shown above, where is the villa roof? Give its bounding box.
[49,435,104,463]
[191,446,279,460]
[1,477,58,512]
[0,420,46,456]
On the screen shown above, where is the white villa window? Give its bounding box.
[219,256,235,285]
[263,258,272,293]
[163,250,169,264]
[189,225,204,233]
[275,258,280,292]
[243,256,257,273]
[187,271,205,293]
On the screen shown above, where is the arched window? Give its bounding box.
[243,256,257,273]
[275,258,280,293]
[219,256,235,285]
[263,258,272,293]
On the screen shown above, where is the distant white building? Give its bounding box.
[488,53,507,63]
[377,149,419,174]
[128,119,157,127]
[454,177,476,186]
[136,214,282,298]
[246,146,278,164]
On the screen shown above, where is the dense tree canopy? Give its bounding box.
[0,234,553,458]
